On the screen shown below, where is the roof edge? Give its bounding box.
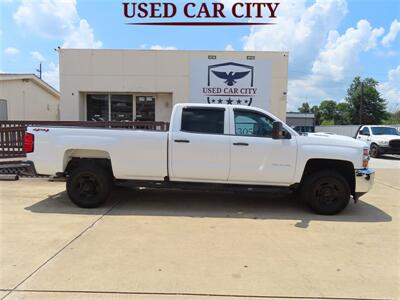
[0,73,59,98]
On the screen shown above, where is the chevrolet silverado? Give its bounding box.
[24,103,375,215]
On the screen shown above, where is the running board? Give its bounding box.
[115,179,295,195]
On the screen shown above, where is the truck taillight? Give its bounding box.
[362,148,369,168]
[24,132,34,153]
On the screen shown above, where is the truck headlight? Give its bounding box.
[363,148,369,168]
[377,140,389,146]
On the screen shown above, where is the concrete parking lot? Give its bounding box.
[1,157,399,300]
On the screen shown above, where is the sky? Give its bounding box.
[1,0,399,112]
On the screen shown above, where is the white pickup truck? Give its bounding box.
[355,125,400,158]
[24,103,374,215]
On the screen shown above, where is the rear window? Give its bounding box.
[181,107,224,134]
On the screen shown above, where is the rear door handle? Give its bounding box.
[174,139,190,143]
[233,142,249,146]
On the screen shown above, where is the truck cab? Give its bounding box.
[169,104,297,185]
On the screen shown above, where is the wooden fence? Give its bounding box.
[0,126,26,158]
[0,121,169,159]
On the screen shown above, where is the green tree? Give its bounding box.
[345,77,387,124]
[298,102,311,113]
[384,110,400,125]
[335,102,351,125]
[321,119,335,125]
[311,105,321,125]
[319,100,337,124]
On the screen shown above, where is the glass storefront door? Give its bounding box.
[86,94,134,121]
[111,95,133,121]
[86,94,109,121]
[136,96,155,121]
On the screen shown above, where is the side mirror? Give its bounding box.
[272,121,290,139]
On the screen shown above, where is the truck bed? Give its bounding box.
[27,126,169,180]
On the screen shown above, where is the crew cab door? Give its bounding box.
[357,126,371,144]
[228,108,297,185]
[169,106,230,181]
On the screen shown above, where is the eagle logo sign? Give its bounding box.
[211,70,250,86]
[206,61,255,106]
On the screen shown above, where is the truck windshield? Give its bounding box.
[371,127,399,135]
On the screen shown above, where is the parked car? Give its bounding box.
[355,125,400,158]
[23,103,374,215]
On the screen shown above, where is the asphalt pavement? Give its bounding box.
[0,155,399,300]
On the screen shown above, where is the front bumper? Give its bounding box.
[378,146,400,154]
[354,168,375,200]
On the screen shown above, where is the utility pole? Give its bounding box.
[36,63,42,79]
[359,81,364,124]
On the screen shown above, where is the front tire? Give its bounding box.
[370,144,380,158]
[66,163,112,208]
[301,171,350,215]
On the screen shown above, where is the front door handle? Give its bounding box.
[174,139,190,143]
[233,142,249,146]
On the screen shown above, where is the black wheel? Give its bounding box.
[301,171,350,215]
[66,163,112,208]
[370,144,380,158]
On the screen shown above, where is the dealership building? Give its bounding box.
[60,49,289,122]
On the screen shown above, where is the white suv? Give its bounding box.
[356,125,400,158]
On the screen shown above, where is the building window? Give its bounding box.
[111,95,133,121]
[87,94,133,121]
[87,94,109,121]
[136,96,155,121]
[181,107,225,134]
[0,99,7,120]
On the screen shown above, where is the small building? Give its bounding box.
[59,49,289,122]
[0,74,60,120]
[286,112,315,133]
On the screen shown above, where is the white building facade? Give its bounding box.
[60,49,288,122]
[0,74,60,121]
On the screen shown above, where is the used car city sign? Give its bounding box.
[123,1,280,25]
[190,59,271,109]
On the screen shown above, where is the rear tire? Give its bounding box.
[301,171,350,215]
[370,144,380,158]
[66,163,112,208]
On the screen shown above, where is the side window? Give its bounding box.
[234,110,274,137]
[181,108,224,134]
[360,127,370,136]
